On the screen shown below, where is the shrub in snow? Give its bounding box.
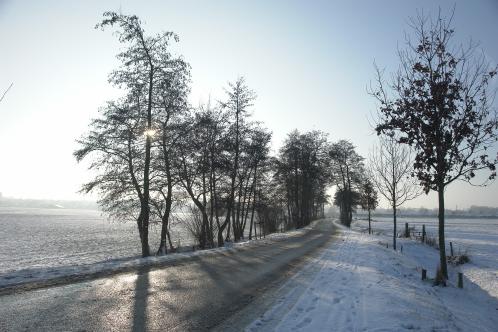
[447,251,470,266]
[424,234,439,250]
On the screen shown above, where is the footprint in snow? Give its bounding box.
[294,317,312,329]
[401,323,420,330]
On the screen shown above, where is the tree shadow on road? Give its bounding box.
[132,266,150,332]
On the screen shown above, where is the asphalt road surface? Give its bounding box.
[0,219,336,331]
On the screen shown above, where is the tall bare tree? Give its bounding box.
[219,77,256,242]
[151,62,190,255]
[371,10,498,278]
[76,12,187,257]
[369,137,420,250]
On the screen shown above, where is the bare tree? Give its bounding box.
[151,57,190,255]
[219,77,256,242]
[175,107,219,249]
[369,137,421,250]
[371,9,498,278]
[76,12,187,257]
[74,97,145,232]
[0,83,13,103]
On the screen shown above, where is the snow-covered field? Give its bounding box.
[0,207,307,289]
[0,207,192,287]
[358,216,498,299]
[248,222,498,331]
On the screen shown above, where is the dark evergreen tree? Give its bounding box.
[359,179,378,235]
[329,140,364,227]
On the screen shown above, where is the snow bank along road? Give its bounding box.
[0,219,336,331]
[243,223,498,332]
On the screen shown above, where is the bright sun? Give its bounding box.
[143,129,156,137]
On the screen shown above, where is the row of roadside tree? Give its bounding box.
[76,10,498,287]
[75,12,345,257]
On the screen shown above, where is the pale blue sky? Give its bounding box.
[0,0,497,208]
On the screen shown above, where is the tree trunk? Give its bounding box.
[231,207,237,241]
[140,202,150,257]
[211,170,224,247]
[225,215,231,242]
[438,183,448,279]
[248,174,258,240]
[139,64,154,258]
[294,159,300,228]
[346,164,352,227]
[393,205,397,250]
[368,209,371,234]
[248,203,256,240]
[157,218,169,255]
[157,210,170,255]
[136,212,145,253]
[166,228,174,251]
[209,174,215,248]
[240,170,253,237]
[157,154,173,255]
[201,170,209,248]
[235,178,243,241]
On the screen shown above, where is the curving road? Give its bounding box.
[0,219,336,332]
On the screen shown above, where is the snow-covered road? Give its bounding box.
[247,223,498,332]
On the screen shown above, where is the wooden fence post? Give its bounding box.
[457,273,463,288]
[450,242,454,256]
[422,269,427,280]
[405,222,409,238]
[422,225,426,243]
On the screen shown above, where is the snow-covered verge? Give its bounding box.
[247,223,498,332]
[0,220,318,291]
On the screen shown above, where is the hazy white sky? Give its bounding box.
[0,0,497,209]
